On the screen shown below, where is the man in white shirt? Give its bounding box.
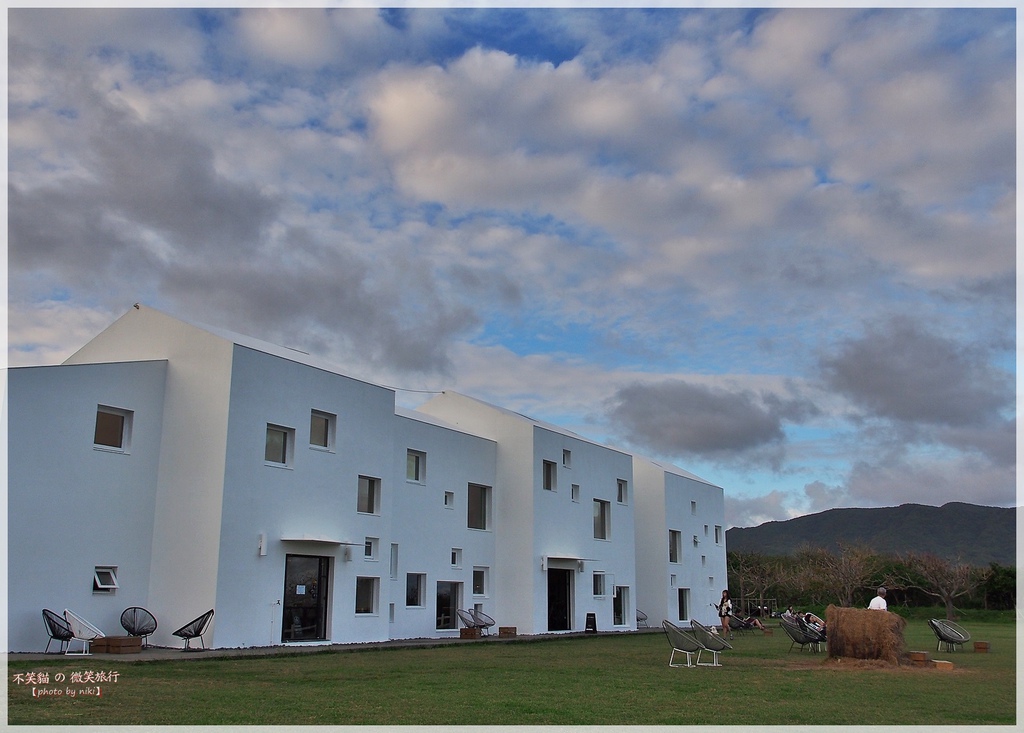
[868,587,887,610]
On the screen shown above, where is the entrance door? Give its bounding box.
[547,568,572,631]
[282,554,330,642]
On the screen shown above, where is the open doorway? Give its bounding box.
[282,554,330,642]
[547,568,573,631]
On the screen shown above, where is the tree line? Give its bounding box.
[727,544,1016,620]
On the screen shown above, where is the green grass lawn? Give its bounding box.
[8,620,1015,725]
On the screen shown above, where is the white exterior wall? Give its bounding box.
[390,412,497,640]
[215,345,397,648]
[7,361,167,651]
[633,457,727,630]
[62,306,235,647]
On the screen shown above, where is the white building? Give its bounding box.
[7,305,726,651]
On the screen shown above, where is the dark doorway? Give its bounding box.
[282,554,330,642]
[547,568,572,631]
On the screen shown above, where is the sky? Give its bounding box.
[6,6,1017,529]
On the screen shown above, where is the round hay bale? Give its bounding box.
[825,604,907,665]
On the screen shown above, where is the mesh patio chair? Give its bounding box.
[688,619,732,666]
[42,609,74,654]
[928,618,971,653]
[780,616,823,652]
[120,607,158,648]
[63,609,105,656]
[172,609,214,651]
[457,609,484,632]
[636,609,650,628]
[728,612,757,635]
[662,620,707,668]
[470,609,496,636]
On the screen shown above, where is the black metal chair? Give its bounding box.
[636,609,650,628]
[172,609,214,651]
[928,618,971,652]
[662,619,707,668]
[42,609,74,654]
[688,619,732,666]
[470,609,496,636]
[780,616,823,652]
[120,607,158,648]
[457,609,485,633]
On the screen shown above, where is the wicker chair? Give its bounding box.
[172,609,214,651]
[42,609,74,654]
[120,607,158,648]
[928,618,971,652]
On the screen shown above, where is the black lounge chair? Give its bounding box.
[928,618,971,652]
[728,612,757,635]
[470,609,496,636]
[688,619,732,666]
[120,607,158,648]
[42,609,74,654]
[780,616,823,652]
[173,609,214,650]
[662,620,707,667]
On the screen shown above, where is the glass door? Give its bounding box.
[282,554,330,642]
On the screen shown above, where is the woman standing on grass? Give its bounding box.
[716,590,733,639]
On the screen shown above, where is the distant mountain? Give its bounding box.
[725,502,1016,567]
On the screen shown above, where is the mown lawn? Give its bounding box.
[7,620,1015,725]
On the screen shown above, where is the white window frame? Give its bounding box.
[444,490,455,509]
[472,567,488,597]
[593,572,606,597]
[407,449,427,483]
[265,423,295,467]
[571,484,580,503]
[355,576,379,615]
[364,537,379,561]
[616,479,628,504]
[94,406,133,453]
[542,460,557,491]
[669,530,682,564]
[309,410,336,451]
[467,483,490,530]
[678,587,691,621]
[406,573,426,607]
[715,525,723,544]
[357,475,380,515]
[562,449,572,468]
[593,499,611,540]
[93,565,119,594]
[451,548,462,568]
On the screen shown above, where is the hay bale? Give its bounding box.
[825,604,907,665]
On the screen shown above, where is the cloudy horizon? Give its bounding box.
[7,7,1016,528]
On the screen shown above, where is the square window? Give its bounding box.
[444,491,455,509]
[542,460,557,491]
[357,476,380,514]
[93,566,118,593]
[472,567,488,596]
[406,573,426,607]
[467,484,490,530]
[571,484,580,503]
[593,572,606,596]
[617,479,628,504]
[593,499,610,540]
[562,449,572,468]
[450,548,462,568]
[669,530,682,563]
[364,537,378,560]
[265,424,294,466]
[355,577,379,614]
[94,406,132,451]
[310,410,335,450]
[407,450,426,483]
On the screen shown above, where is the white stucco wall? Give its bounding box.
[214,345,397,648]
[7,361,167,651]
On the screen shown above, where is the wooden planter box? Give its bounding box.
[908,651,931,667]
[498,626,517,638]
[974,641,990,653]
[460,628,481,639]
[91,636,142,654]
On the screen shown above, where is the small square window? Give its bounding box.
[265,424,294,466]
[355,577,379,614]
[310,410,335,450]
[444,491,455,509]
[451,548,462,568]
[364,537,378,560]
[358,476,380,514]
[571,484,580,502]
[407,450,426,483]
[93,566,118,593]
[94,406,132,452]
